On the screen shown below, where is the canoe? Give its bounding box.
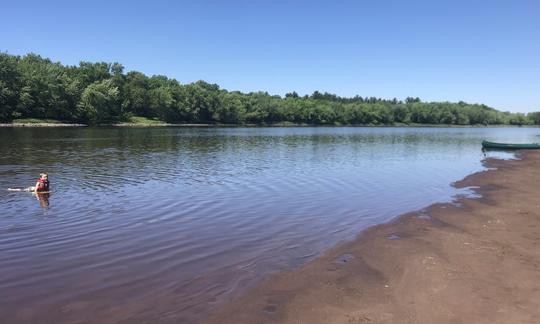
[482,140,540,150]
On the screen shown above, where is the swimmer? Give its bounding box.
[8,173,50,193]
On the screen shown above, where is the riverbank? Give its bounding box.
[1,122,537,128]
[2,116,539,128]
[0,123,87,127]
[204,151,540,324]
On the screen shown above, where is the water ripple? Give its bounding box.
[0,126,537,322]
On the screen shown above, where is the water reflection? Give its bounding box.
[35,192,50,208]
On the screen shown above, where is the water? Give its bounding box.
[0,126,538,323]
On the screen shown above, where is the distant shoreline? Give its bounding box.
[0,123,87,127]
[1,122,538,128]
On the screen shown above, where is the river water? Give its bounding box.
[0,126,537,323]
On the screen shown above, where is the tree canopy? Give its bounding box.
[1,52,538,125]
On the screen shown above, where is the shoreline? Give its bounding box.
[1,122,538,128]
[0,123,87,127]
[203,151,540,324]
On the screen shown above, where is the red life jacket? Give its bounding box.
[37,178,50,192]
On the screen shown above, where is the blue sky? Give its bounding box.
[1,0,539,112]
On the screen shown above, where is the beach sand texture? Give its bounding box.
[204,151,540,324]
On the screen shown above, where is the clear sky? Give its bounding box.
[1,0,539,112]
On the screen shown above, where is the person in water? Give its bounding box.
[7,173,50,192]
[33,173,50,192]
[20,173,50,192]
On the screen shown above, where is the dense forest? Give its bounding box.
[1,52,538,125]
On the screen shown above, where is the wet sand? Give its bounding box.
[204,151,540,324]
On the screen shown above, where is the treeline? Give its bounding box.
[1,52,538,125]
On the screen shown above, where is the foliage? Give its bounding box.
[78,79,120,124]
[125,116,164,125]
[0,52,537,125]
[11,118,63,124]
[526,112,540,125]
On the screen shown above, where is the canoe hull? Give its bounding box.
[482,140,540,150]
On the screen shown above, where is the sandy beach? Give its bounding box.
[204,151,540,324]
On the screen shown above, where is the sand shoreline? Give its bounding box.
[203,151,540,324]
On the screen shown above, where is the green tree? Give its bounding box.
[0,51,532,126]
[0,53,22,121]
[509,113,531,126]
[78,79,120,124]
[528,112,540,125]
[285,91,299,98]
[149,86,177,122]
[122,71,151,117]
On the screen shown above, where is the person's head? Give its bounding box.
[40,173,48,180]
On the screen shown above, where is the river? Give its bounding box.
[0,126,537,323]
